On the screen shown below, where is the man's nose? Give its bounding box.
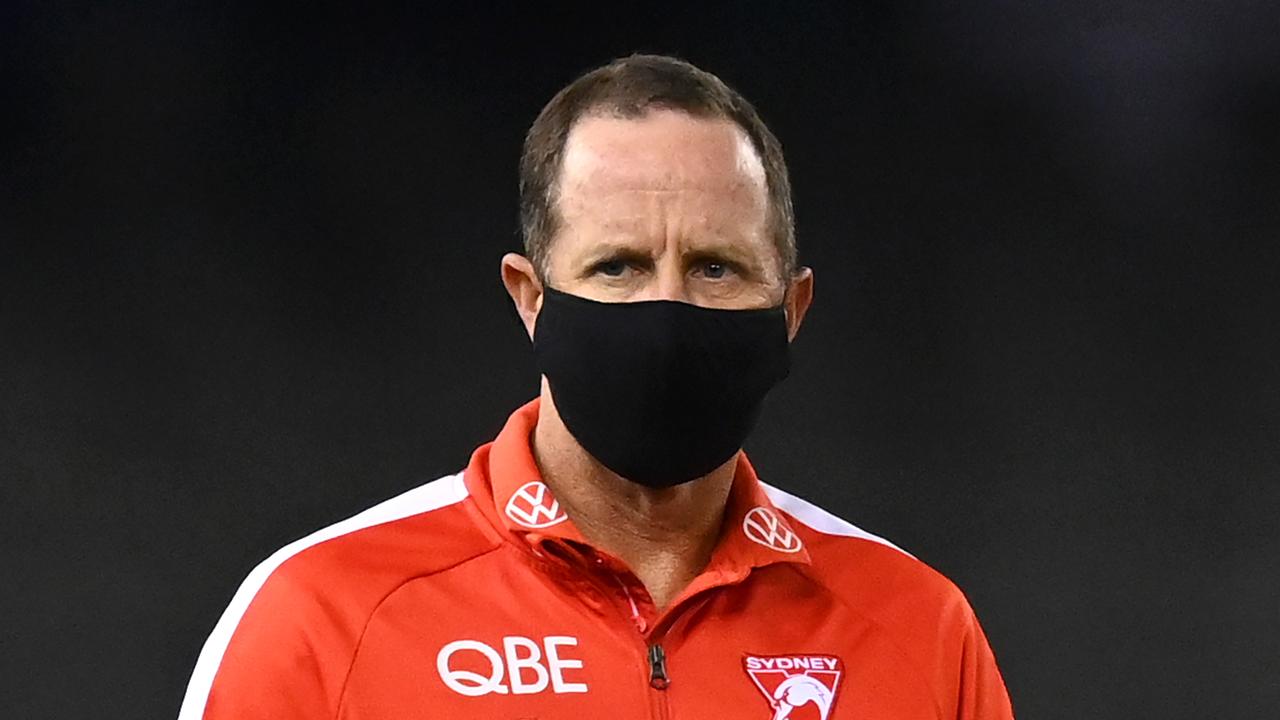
[648,259,691,303]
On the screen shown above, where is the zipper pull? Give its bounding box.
[648,643,670,690]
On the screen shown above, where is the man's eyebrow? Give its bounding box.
[683,244,750,261]
[577,243,653,267]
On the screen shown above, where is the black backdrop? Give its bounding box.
[2,3,1277,718]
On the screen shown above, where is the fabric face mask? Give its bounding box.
[532,285,791,488]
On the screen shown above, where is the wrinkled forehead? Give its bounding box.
[558,109,768,201]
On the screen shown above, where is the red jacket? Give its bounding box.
[179,399,1013,719]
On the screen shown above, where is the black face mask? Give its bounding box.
[532,285,791,488]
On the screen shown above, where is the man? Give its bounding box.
[179,54,1013,720]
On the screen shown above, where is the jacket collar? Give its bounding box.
[463,398,811,579]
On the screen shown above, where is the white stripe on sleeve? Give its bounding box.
[761,481,915,559]
[176,471,470,720]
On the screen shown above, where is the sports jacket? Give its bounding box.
[179,399,1014,719]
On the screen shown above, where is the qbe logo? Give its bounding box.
[436,635,588,697]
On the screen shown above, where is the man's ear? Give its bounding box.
[784,266,814,342]
[501,253,543,340]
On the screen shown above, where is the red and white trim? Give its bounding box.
[176,471,470,720]
[760,481,914,559]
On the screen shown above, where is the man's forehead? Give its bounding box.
[559,109,767,195]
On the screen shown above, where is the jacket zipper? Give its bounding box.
[612,573,671,719]
[647,643,670,690]
[647,643,671,719]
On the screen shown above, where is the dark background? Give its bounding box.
[2,2,1277,718]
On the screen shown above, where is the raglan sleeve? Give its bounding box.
[177,556,353,720]
[955,601,1014,720]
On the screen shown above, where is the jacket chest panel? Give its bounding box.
[337,558,938,720]
[338,556,646,718]
[662,593,940,720]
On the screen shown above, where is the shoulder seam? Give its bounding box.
[760,481,916,559]
[177,471,471,720]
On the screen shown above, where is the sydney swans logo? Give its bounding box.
[504,481,568,529]
[743,654,843,720]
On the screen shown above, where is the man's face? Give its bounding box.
[543,109,783,310]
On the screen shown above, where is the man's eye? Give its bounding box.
[700,261,731,279]
[595,259,628,277]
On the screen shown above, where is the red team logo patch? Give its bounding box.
[743,653,843,720]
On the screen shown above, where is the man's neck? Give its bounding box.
[531,389,737,609]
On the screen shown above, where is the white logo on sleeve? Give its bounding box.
[436,635,588,696]
[743,507,803,553]
[504,482,569,529]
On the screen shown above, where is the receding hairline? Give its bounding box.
[556,107,770,195]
